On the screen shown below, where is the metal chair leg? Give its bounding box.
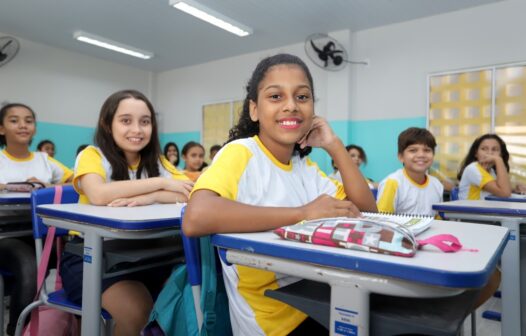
[13,300,43,336]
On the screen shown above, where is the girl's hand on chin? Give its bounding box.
[297,116,337,150]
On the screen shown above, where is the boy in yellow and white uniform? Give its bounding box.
[73,145,188,203]
[193,135,346,336]
[0,149,72,184]
[457,162,495,200]
[377,128,443,216]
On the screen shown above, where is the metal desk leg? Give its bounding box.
[331,284,369,336]
[82,232,103,336]
[500,219,521,336]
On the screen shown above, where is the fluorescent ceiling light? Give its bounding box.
[73,31,153,60]
[170,0,252,37]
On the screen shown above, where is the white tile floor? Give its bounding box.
[2,293,503,336]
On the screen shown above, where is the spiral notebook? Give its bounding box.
[360,212,434,236]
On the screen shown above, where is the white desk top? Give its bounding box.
[37,203,185,230]
[212,220,508,288]
[433,200,526,216]
[0,192,31,203]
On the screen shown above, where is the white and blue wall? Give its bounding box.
[2,0,526,180]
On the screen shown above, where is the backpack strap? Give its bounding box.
[30,185,63,336]
[199,235,217,336]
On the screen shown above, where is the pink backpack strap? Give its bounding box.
[417,234,478,253]
[30,185,63,335]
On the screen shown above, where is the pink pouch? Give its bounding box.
[6,181,45,193]
[274,217,469,257]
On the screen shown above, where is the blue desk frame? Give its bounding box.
[486,195,526,203]
[36,203,185,336]
[433,200,526,336]
[212,220,508,336]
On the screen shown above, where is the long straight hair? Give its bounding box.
[94,90,161,180]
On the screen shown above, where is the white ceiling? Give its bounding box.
[0,0,502,73]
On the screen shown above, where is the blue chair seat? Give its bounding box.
[48,289,112,320]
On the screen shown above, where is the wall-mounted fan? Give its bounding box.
[0,36,20,68]
[305,33,367,71]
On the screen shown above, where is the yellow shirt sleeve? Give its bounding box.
[48,156,74,183]
[73,146,106,194]
[377,178,398,213]
[476,163,495,188]
[192,143,252,201]
[159,155,189,181]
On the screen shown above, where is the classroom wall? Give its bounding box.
[157,0,526,181]
[0,34,153,167]
[350,0,526,180]
[5,0,526,178]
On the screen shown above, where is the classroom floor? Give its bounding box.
[2,293,503,336]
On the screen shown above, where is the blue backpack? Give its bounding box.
[142,235,232,336]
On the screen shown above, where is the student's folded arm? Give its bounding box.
[79,173,168,205]
[183,190,362,237]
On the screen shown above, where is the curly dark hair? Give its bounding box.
[94,89,161,181]
[227,53,314,157]
[457,133,510,180]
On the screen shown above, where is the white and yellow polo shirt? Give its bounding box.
[458,162,496,200]
[377,168,443,216]
[192,135,345,336]
[0,149,72,184]
[73,146,188,204]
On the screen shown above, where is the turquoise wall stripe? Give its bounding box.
[31,116,426,182]
[31,122,94,168]
[160,131,201,169]
[348,117,426,182]
[311,117,426,182]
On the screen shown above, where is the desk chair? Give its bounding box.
[371,188,378,200]
[14,186,112,336]
[16,186,186,336]
[451,187,459,201]
[265,276,483,335]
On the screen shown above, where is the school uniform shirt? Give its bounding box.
[73,146,188,204]
[192,135,346,336]
[376,168,443,216]
[0,149,73,184]
[458,162,496,200]
[183,170,201,182]
[330,170,375,189]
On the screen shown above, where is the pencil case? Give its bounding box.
[274,217,466,257]
[5,181,46,192]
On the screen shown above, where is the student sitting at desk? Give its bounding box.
[59,90,193,336]
[183,54,377,336]
[329,144,376,188]
[457,134,512,200]
[181,141,205,181]
[376,127,443,216]
[0,103,73,335]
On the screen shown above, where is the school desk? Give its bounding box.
[212,220,508,336]
[36,203,185,336]
[486,193,526,203]
[0,192,32,238]
[433,200,526,336]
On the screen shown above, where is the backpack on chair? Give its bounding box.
[142,235,232,336]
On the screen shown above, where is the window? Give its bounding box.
[428,64,526,186]
[202,100,243,162]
